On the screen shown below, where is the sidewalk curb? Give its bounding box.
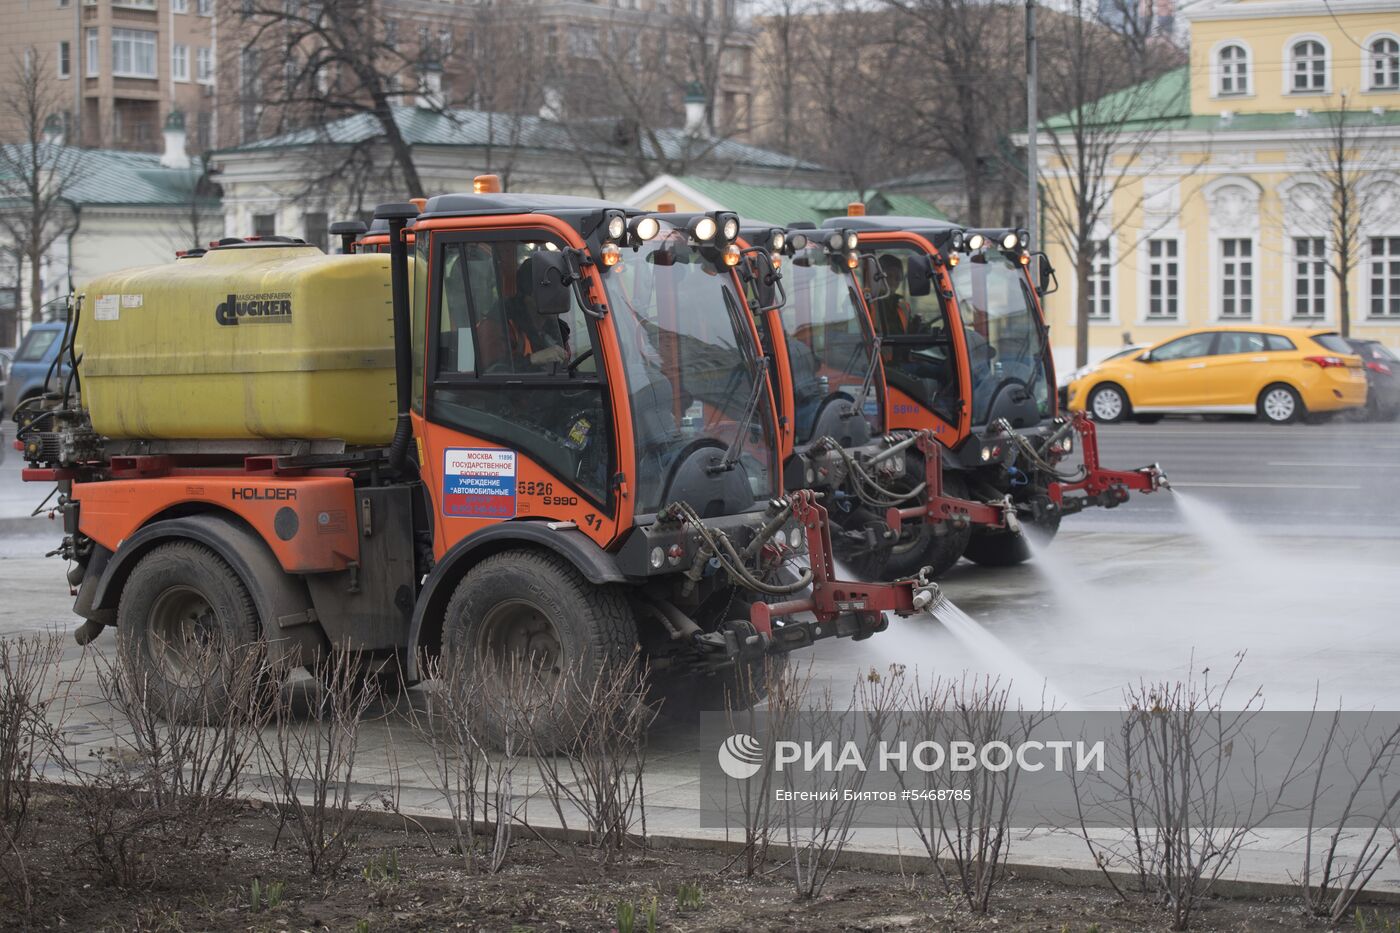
[346,803,1400,907]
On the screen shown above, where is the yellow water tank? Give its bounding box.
[76,245,397,445]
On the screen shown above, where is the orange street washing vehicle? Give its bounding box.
[831,211,1167,567]
[1066,326,1369,425]
[18,178,937,744]
[726,217,1016,580]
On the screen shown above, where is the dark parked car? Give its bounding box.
[0,347,12,419]
[1346,339,1400,422]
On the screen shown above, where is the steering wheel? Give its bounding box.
[566,347,595,375]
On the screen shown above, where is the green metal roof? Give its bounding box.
[0,144,216,208]
[1041,65,1400,134]
[220,105,822,172]
[673,175,947,226]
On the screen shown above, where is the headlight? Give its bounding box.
[845,231,858,250]
[950,230,965,251]
[790,233,808,250]
[606,214,626,241]
[771,231,786,252]
[630,216,660,241]
[721,216,740,241]
[600,243,621,267]
[845,250,859,269]
[691,217,717,242]
[966,233,986,251]
[980,445,992,462]
[722,243,741,267]
[649,546,665,569]
[1000,231,1018,250]
[826,232,843,251]
[787,527,804,549]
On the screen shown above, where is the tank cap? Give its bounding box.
[374,202,420,222]
[473,174,502,194]
[847,202,866,217]
[330,220,368,236]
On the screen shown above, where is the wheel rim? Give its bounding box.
[1263,389,1295,421]
[1092,389,1123,421]
[476,598,564,683]
[148,585,219,685]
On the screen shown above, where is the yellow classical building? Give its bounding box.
[1036,0,1400,370]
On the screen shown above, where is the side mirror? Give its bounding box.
[906,253,933,297]
[860,254,891,301]
[1138,351,1153,363]
[522,252,573,316]
[1033,251,1058,296]
[740,247,785,313]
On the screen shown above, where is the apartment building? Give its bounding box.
[2,0,216,152]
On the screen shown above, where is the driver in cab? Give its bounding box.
[476,256,571,372]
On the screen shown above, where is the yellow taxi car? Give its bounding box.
[1065,326,1368,425]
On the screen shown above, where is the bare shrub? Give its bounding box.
[411,650,534,873]
[259,649,381,876]
[530,649,656,866]
[723,657,808,878]
[0,633,67,832]
[781,665,905,899]
[1298,712,1400,923]
[1071,658,1275,931]
[898,672,1046,912]
[59,641,271,887]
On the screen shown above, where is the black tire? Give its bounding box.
[1087,383,1130,424]
[845,459,972,581]
[1132,414,1164,424]
[962,511,1062,568]
[116,541,265,724]
[441,548,636,752]
[1257,383,1304,424]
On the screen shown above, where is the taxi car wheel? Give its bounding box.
[1088,384,1129,424]
[1258,384,1304,425]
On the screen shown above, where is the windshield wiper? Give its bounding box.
[710,353,771,474]
[843,329,881,421]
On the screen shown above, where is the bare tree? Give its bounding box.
[1034,0,1184,367]
[0,50,83,345]
[883,0,1024,221]
[1287,96,1398,338]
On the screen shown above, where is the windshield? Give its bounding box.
[16,328,59,362]
[606,228,778,515]
[950,251,1052,426]
[783,248,881,444]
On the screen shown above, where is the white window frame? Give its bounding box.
[1141,235,1183,323]
[197,0,213,14]
[196,46,214,84]
[1364,33,1400,92]
[1217,237,1256,321]
[85,28,98,76]
[172,0,188,10]
[1290,236,1329,322]
[1085,237,1114,322]
[1285,34,1331,96]
[172,43,189,82]
[1212,40,1252,98]
[57,40,71,79]
[1367,234,1400,321]
[111,28,157,79]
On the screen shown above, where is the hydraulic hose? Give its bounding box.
[663,500,812,596]
[820,437,926,510]
[377,203,419,471]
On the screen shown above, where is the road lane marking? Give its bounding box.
[1266,461,1374,468]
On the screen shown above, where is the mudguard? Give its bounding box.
[84,513,327,667]
[405,521,627,679]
